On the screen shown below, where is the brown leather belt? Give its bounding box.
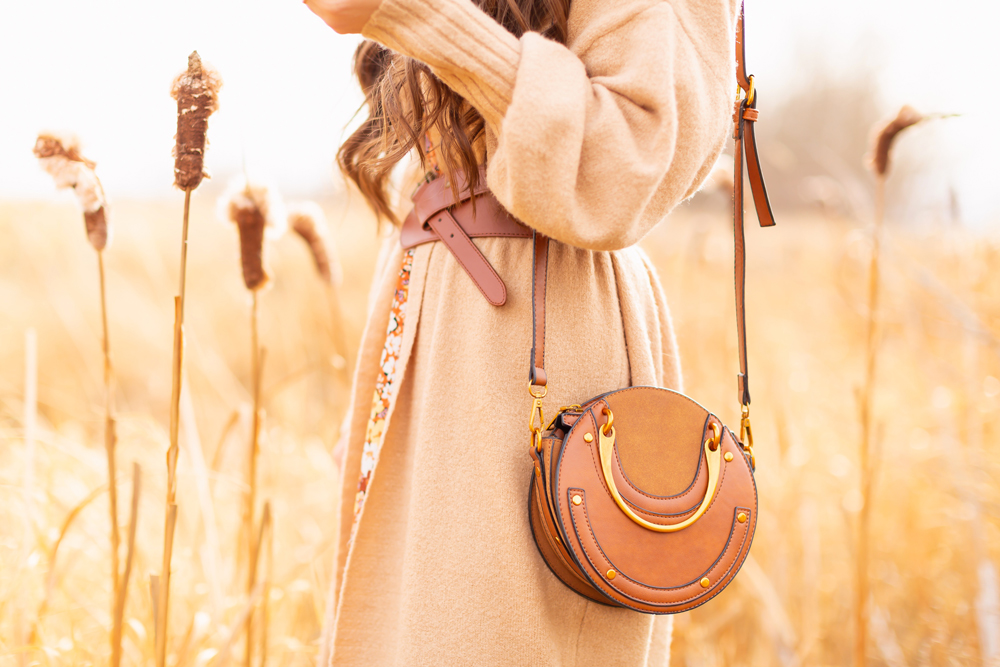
[401,168,531,306]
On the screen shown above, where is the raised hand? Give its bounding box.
[302,0,384,34]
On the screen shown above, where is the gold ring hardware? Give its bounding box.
[601,407,614,436]
[734,74,755,106]
[528,381,547,399]
[705,422,721,452]
[598,418,722,533]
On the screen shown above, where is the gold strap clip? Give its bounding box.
[739,404,756,470]
[528,382,547,452]
[735,74,755,106]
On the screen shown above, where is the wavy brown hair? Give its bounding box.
[338,0,570,224]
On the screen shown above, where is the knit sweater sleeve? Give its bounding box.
[362,0,739,251]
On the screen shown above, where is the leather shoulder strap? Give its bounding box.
[732,1,774,407]
[530,230,549,387]
[529,1,775,411]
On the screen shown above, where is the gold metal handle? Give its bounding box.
[598,415,722,533]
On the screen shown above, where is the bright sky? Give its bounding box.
[2,0,998,222]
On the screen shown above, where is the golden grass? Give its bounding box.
[1,192,997,665]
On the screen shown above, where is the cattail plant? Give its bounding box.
[32,132,135,666]
[220,175,285,665]
[855,104,948,667]
[158,50,222,667]
[288,201,347,371]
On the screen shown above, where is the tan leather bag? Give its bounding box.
[525,5,775,613]
[400,3,775,615]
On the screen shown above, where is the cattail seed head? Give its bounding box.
[171,51,222,191]
[219,176,286,291]
[84,207,109,251]
[868,105,924,178]
[288,201,342,286]
[33,132,111,251]
[33,133,96,168]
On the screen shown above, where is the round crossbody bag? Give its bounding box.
[525,5,776,613]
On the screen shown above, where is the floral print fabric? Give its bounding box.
[352,248,416,526]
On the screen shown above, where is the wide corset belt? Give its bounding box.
[400,167,531,306]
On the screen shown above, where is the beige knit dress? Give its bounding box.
[323,0,740,664]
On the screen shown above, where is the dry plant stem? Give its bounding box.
[156,504,178,665]
[260,503,274,667]
[150,574,160,634]
[212,409,241,471]
[112,464,141,667]
[97,250,122,663]
[855,175,885,667]
[215,582,266,667]
[245,503,271,667]
[157,187,192,667]
[245,291,263,666]
[31,485,107,642]
[175,617,198,667]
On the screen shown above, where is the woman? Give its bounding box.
[304,0,739,664]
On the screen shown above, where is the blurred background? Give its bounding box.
[1,0,998,665]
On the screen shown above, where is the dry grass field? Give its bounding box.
[1,187,997,665]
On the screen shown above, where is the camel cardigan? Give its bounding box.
[323,0,739,664]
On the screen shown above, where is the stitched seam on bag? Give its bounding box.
[573,489,748,606]
[536,480,595,590]
[614,444,705,503]
[594,422,740,522]
[558,390,746,524]
[570,492,750,605]
[594,385,713,415]
[531,478,614,610]
[582,405,702,521]
[582,407,697,523]
[611,410,712,501]
[568,492,674,605]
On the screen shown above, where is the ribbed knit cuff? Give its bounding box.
[362,0,521,127]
